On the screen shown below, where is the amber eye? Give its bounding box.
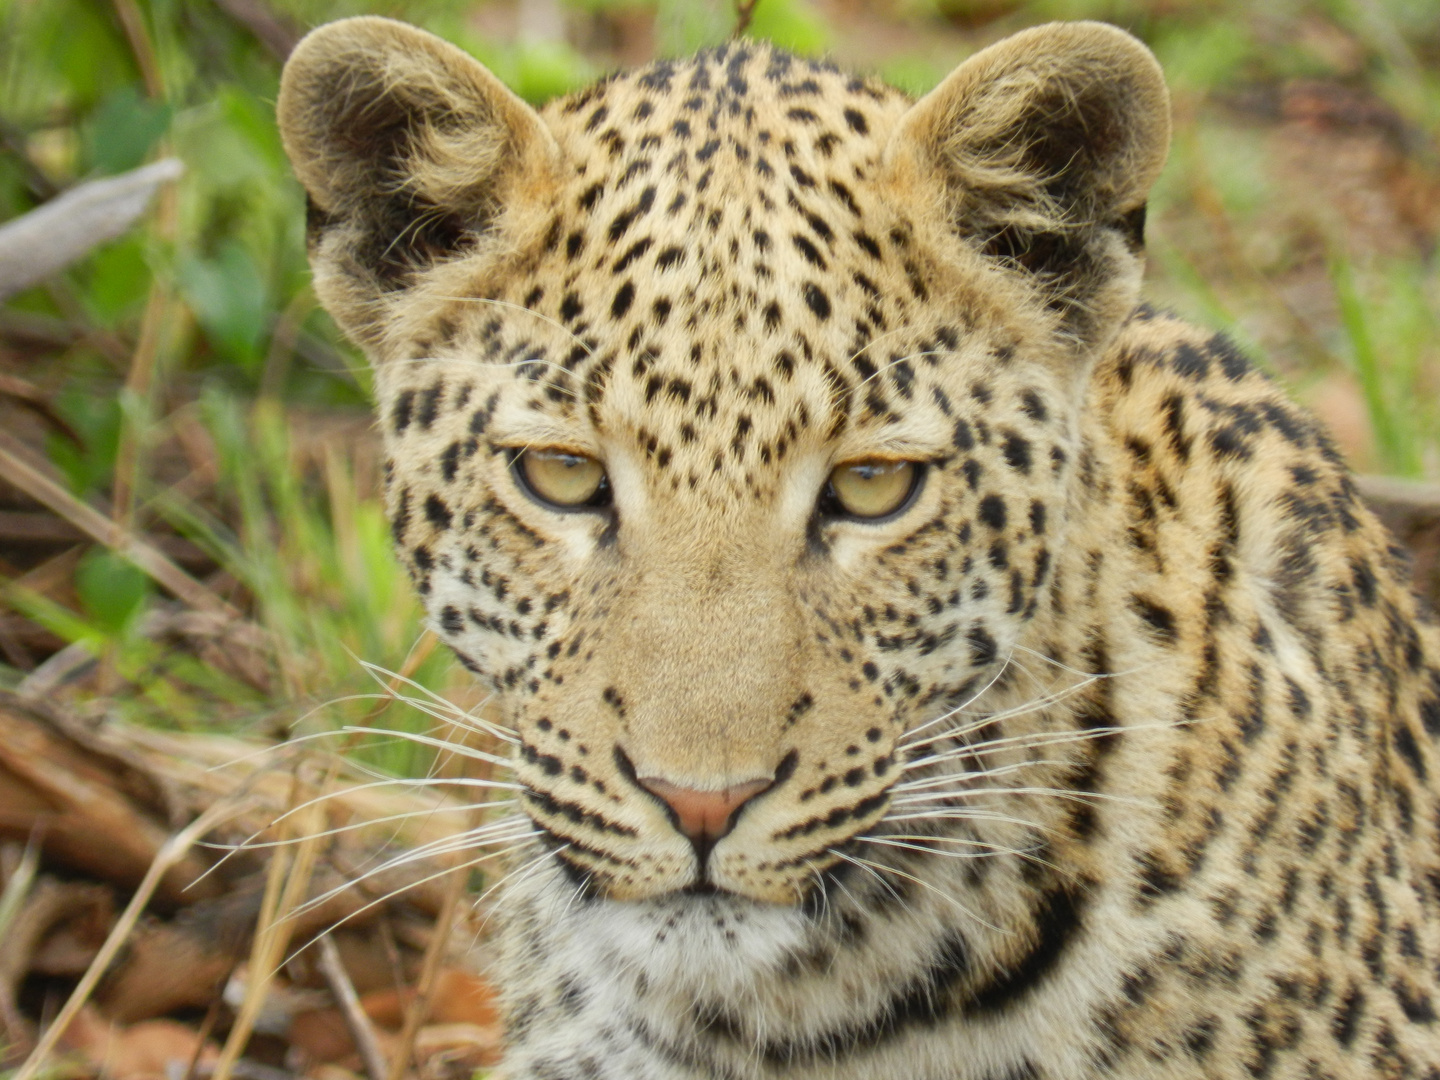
[823,459,922,520]
[514,449,611,509]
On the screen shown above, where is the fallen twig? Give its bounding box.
[317,934,388,1080]
[384,861,467,1080]
[211,774,326,1080]
[0,430,247,623]
[0,160,182,301]
[13,799,248,1080]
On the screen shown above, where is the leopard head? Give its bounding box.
[278,18,1169,906]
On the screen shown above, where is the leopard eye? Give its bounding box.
[514,449,611,510]
[823,460,923,520]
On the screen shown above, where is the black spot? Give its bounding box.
[953,419,975,452]
[802,282,831,320]
[424,494,452,530]
[439,605,464,635]
[1351,557,1378,606]
[391,389,415,433]
[1395,981,1437,1024]
[613,237,653,273]
[792,233,826,268]
[1394,724,1428,781]
[608,185,657,240]
[1208,426,1252,460]
[440,443,461,482]
[1331,985,1364,1046]
[1183,1016,1219,1059]
[1002,433,1033,473]
[1210,334,1251,380]
[611,280,636,319]
[1131,595,1178,645]
[578,182,604,211]
[967,625,998,666]
[1029,501,1047,535]
[1171,343,1209,380]
[1135,852,1182,901]
[416,385,442,429]
[978,495,1007,530]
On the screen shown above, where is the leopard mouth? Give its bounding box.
[521,777,897,905]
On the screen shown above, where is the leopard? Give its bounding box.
[277,16,1440,1080]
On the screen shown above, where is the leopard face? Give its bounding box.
[279,18,1165,909]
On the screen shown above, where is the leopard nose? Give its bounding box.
[636,776,773,843]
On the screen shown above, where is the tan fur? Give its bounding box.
[281,20,1440,1080]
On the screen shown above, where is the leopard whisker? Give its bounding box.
[877,807,1062,833]
[901,653,1017,743]
[832,849,1007,933]
[430,295,597,362]
[359,822,538,874]
[476,842,571,928]
[354,657,516,742]
[193,767,517,885]
[857,835,1054,868]
[198,799,517,853]
[893,756,1077,792]
[1008,641,1158,682]
[901,722,1125,769]
[282,835,537,949]
[899,677,1100,753]
[827,848,909,910]
[852,349,951,393]
[891,784,1155,809]
[283,839,534,970]
[335,725,512,769]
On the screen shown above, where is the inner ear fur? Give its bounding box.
[888,22,1170,336]
[277,17,557,334]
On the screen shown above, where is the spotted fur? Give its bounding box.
[279,19,1440,1079]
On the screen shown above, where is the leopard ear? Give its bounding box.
[278,17,558,343]
[886,22,1170,340]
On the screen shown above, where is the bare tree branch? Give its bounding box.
[0,160,182,301]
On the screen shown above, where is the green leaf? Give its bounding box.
[47,381,123,496]
[180,240,270,371]
[75,547,152,634]
[78,234,151,326]
[84,85,173,175]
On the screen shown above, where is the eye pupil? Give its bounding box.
[824,459,921,520]
[517,449,610,509]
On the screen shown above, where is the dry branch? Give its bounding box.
[0,160,182,301]
[0,691,220,905]
[318,934,389,1080]
[0,430,242,622]
[13,799,246,1080]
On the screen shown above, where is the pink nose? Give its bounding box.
[636,776,772,843]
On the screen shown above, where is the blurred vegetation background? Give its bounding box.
[0,0,1437,756]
